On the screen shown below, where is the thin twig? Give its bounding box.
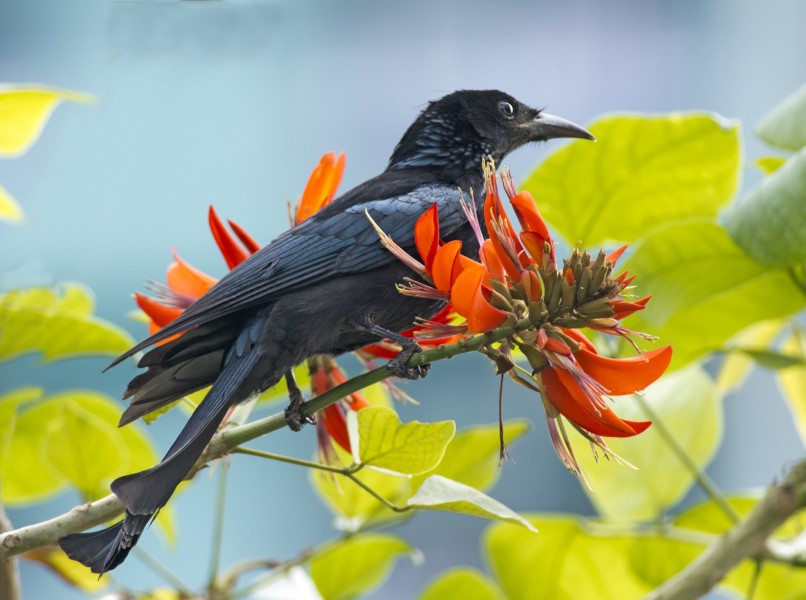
[0,497,19,600]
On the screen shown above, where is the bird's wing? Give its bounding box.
[112,182,467,364]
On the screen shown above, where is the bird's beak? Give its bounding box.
[526,112,595,142]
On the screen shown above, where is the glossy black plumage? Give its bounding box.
[59,90,593,573]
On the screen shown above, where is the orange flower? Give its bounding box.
[379,159,673,479]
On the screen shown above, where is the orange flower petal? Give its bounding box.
[481,239,506,283]
[560,327,598,353]
[574,345,673,396]
[166,253,218,298]
[520,231,548,265]
[415,203,440,269]
[432,240,463,292]
[510,192,550,239]
[541,366,645,437]
[484,188,524,280]
[296,152,340,224]
[135,293,183,328]
[450,262,484,317]
[209,206,250,269]
[520,270,543,302]
[606,245,629,266]
[468,285,508,333]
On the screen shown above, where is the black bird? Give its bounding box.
[59,90,593,573]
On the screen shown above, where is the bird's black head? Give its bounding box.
[388,90,594,174]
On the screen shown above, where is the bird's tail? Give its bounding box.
[59,332,262,574]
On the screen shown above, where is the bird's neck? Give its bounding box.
[387,111,495,175]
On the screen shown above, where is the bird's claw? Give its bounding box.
[284,387,315,432]
[387,343,430,380]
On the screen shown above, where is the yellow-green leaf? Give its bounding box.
[309,534,412,600]
[23,546,108,591]
[412,420,531,493]
[0,86,92,158]
[0,182,23,223]
[777,328,806,447]
[310,450,410,530]
[522,113,740,247]
[0,283,134,362]
[716,319,787,395]
[725,146,806,267]
[621,219,806,369]
[756,83,806,152]
[419,567,507,600]
[355,406,455,474]
[0,387,43,475]
[571,364,722,523]
[484,516,652,600]
[407,475,536,532]
[755,156,787,175]
[43,398,126,499]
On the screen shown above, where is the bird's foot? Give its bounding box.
[284,371,315,432]
[387,342,430,380]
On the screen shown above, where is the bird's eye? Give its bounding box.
[498,101,515,119]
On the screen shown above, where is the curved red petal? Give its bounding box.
[227,219,261,255]
[135,292,183,328]
[481,239,506,283]
[415,203,440,269]
[432,240,463,292]
[543,366,641,437]
[450,262,484,318]
[468,285,508,333]
[209,206,249,269]
[574,345,673,396]
[321,404,351,453]
[510,192,550,239]
[560,327,598,353]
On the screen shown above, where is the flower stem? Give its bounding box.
[208,460,230,592]
[634,394,740,525]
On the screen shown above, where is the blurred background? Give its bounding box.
[2,0,805,598]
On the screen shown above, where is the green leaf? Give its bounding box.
[2,397,68,504]
[484,516,652,600]
[571,364,721,523]
[355,406,455,474]
[755,156,787,175]
[0,387,43,475]
[43,398,126,499]
[419,567,507,600]
[0,85,92,158]
[23,546,108,591]
[309,533,412,600]
[621,219,805,369]
[412,420,531,493]
[522,113,740,247]
[716,319,786,395]
[310,452,411,529]
[0,182,23,223]
[756,83,806,152]
[725,146,806,267]
[777,328,806,447]
[0,284,135,362]
[407,475,536,532]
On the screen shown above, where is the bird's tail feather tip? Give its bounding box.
[58,512,151,574]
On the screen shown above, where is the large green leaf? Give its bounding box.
[0,387,43,475]
[756,83,806,152]
[0,85,92,158]
[571,364,721,523]
[725,147,806,267]
[0,284,134,362]
[411,419,530,493]
[484,517,654,600]
[716,319,787,395]
[621,219,805,368]
[354,406,455,475]
[521,113,740,247]
[309,534,412,600]
[419,568,507,600]
[407,475,536,532]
